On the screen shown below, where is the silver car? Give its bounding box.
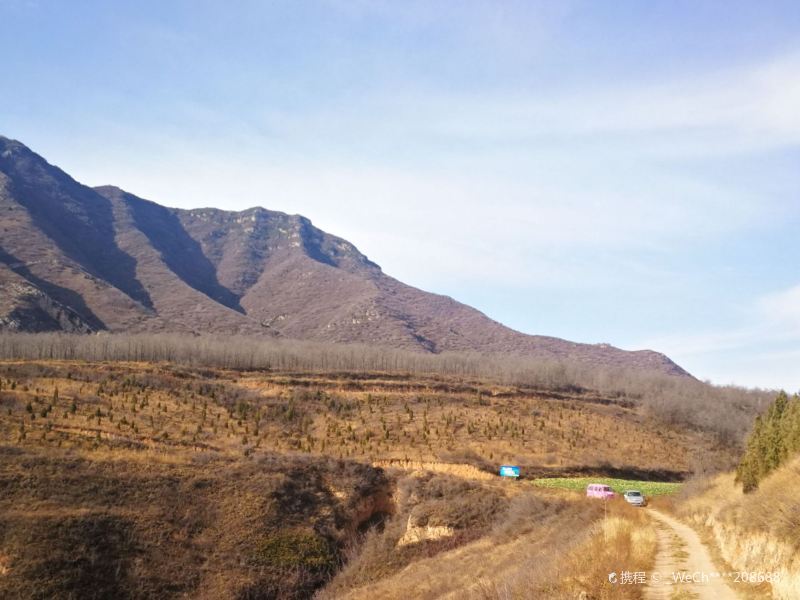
[623,490,647,507]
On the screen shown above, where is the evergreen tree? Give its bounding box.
[736,391,800,492]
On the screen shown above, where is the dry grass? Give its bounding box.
[676,457,800,599]
[549,505,658,599]
[0,360,729,599]
[0,360,734,474]
[319,491,660,600]
[320,489,603,600]
[317,473,516,598]
[445,501,656,600]
[373,459,495,480]
[0,446,391,599]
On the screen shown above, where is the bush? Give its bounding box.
[408,475,507,530]
[254,530,336,570]
[491,492,564,541]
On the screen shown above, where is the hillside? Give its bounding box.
[0,135,686,377]
[0,359,732,598]
[0,360,732,472]
[0,448,390,599]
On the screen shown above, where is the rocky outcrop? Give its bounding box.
[397,516,455,546]
[0,280,94,333]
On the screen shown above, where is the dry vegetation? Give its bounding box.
[0,349,770,599]
[0,447,391,599]
[322,486,656,600]
[0,359,736,473]
[0,332,773,447]
[676,457,800,600]
[648,392,800,600]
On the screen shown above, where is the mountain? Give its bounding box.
[0,135,687,376]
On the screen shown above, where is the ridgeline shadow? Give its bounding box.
[1,147,153,310]
[0,244,106,331]
[121,190,244,313]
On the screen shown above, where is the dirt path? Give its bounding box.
[646,509,738,600]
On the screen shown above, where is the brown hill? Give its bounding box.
[0,360,685,599]
[0,135,687,376]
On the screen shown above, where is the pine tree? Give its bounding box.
[736,391,800,492]
[781,396,800,456]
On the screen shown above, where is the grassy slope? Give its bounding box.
[0,360,734,598]
[676,457,800,600]
[0,447,390,599]
[0,360,735,472]
[322,489,657,600]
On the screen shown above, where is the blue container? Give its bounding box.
[499,465,520,478]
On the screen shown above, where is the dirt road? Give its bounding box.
[645,509,738,599]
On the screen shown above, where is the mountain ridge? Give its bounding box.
[0,135,688,377]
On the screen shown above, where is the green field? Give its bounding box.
[530,477,682,496]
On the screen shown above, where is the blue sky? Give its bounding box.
[2,1,800,390]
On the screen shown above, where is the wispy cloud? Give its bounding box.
[758,284,800,332]
[640,282,800,389]
[240,50,800,160]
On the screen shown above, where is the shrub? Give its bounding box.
[253,529,336,570]
[407,474,507,530]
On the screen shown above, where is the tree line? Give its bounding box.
[736,391,800,491]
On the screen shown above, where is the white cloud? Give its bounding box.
[640,283,800,389]
[758,284,800,332]
[644,283,800,357]
[240,51,800,160]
